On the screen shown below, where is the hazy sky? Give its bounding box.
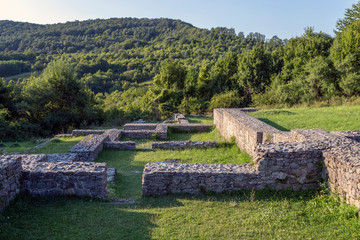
[0,0,357,39]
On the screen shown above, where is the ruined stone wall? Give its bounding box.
[167,124,213,132]
[155,124,168,139]
[253,141,326,190]
[152,141,219,150]
[103,129,123,141]
[142,141,324,196]
[69,134,109,162]
[323,139,360,209]
[72,129,106,136]
[142,162,258,196]
[0,155,22,211]
[123,124,158,130]
[22,161,108,198]
[214,108,281,157]
[104,141,136,150]
[121,124,167,139]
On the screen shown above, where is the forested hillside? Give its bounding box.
[1,2,360,140]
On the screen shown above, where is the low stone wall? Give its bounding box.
[323,140,360,209]
[142,162,258,196]
[72,129,106,136]
[152,141,219,150]
[69,134,109,162]
[142,140,324,196]
[0,155,22,211]
[123,124,158,130]
[22,161,108,198]
[46,153,79,162]
[104,141,136,150]
[103,129,123,141]
[167,124,213,132]
[122,130,156,139]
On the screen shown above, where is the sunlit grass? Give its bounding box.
[249,105,360,131]
[31,136,85,154]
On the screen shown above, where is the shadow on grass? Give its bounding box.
[0,196,172,240]
[258,118,290,131]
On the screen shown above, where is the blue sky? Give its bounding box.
[0,0,357,39]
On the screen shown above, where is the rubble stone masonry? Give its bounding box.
[0,155,22,210]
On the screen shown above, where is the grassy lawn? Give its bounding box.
[31,136,85,154]
[2,111,360,239]
[0,141,38,153]
[1,189,359,239]
[186,115,214,124]
[249,105,360,131]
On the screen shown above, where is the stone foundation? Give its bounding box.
[142,162,257,196]
[0,155,22,210]
[152,141,219,149]
[69,134,109,162]
[167,124,213,132]
[22,160,107,198]
[104,141,136,150]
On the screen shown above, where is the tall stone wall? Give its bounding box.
[214,108,281,157]
[0,155,22,211]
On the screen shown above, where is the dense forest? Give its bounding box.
[1,2,360,140]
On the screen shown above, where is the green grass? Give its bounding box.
[249,105,360,131]
[97,145,250,199]
[186,115,214,124]
[0,141,38,153]
[31,136,84,154]
[1,190,359,239]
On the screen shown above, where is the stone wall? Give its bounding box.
[143,109,360,210]
[121,124,167,139]
[123,124,158,130]
[167,124,213,132]
[214,108,281,157]
[103,129,123,141]
[0,155,22,211]
[104,141,136,150]
[323,139,360,209]
[142,140,325,195]
[22,160,107,198]
[69,134,109,162]
[142,162,258,196]
[152,141,219,150]
[72,129,106,136]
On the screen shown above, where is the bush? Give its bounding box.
[209,91,244,111]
